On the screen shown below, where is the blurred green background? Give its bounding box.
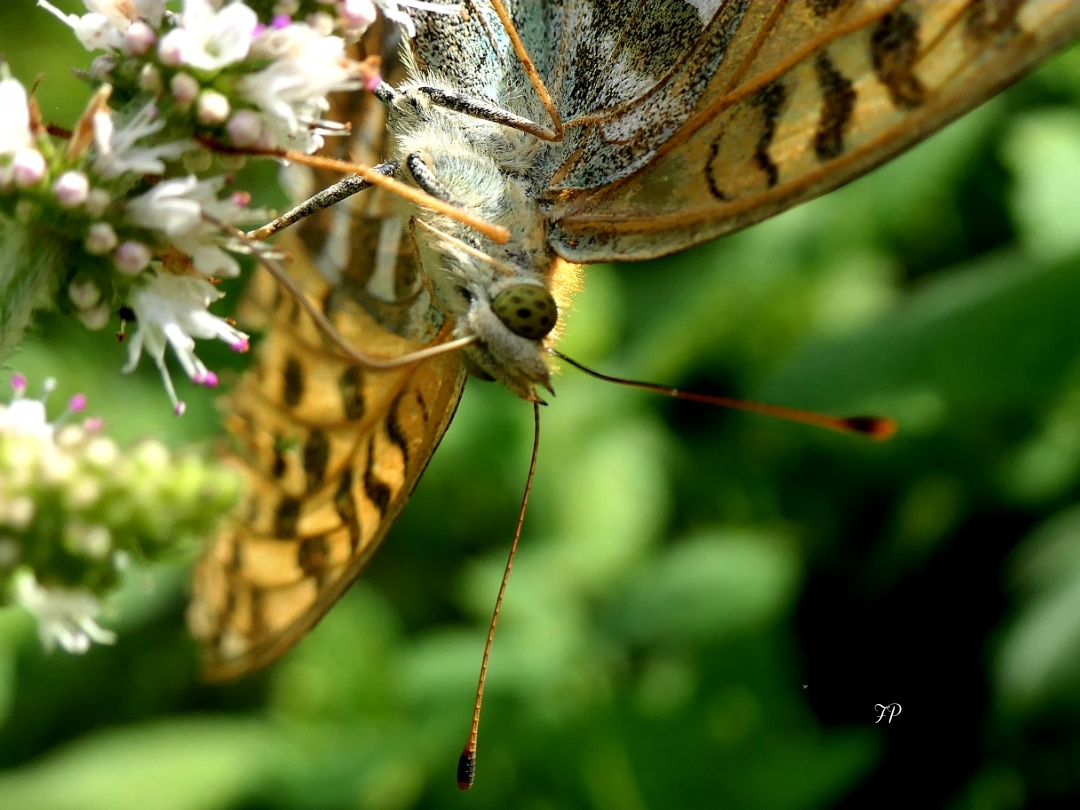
[4,1,1080,808]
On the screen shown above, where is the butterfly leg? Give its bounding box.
[218,220,480,369]
[419,87,562,142]
[248,161,400,241]
[404,152,452,202]
[375,81,561,142]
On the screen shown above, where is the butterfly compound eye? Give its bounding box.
[492,284,558,340]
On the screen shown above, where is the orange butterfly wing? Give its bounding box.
[188,235,466,679]
[189,24,467,680]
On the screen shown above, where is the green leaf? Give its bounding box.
[0,718,284,810]
[616,529,800,643]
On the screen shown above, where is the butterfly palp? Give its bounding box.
[492,284,557,340]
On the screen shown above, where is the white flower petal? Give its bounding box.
[14,571,115,655]
[174,0,257,71]
[0,77,33,156]
[124,273,248,410]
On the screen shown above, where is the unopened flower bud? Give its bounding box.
[226,110,262,147]
[55,424,85,449]
[4,496,35,530]
[114,241,152,275]
[170,72,199,106]
[196,90,231,126]
[71,523,111,557]
[341,0,377,29]
[135,440,170,470]
[218,154,246,171]
[68,277,102,310]
[254,128,277,151]
[84,437,118,467]
[85,189,111,217]
[123,21,156,55]
[183,149,213,173]
[66,478,103,511]
[84,222,118,255]
[78,303,111,331]
[89,54,115,81]
[139,63,163,93]
[310,12,334,36]
[12,149,46,188]
[54,172,90,208]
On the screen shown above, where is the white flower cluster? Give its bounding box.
[38,0,403,153]
[0,72,254,413]
[5,0,464,413]
[124,271,250,415]
[0,374,239,653]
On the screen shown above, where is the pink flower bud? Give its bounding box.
[54,171,90,208]
[170,72,199,106]
[341,0,377,29]
[85,222,118,255]
[124,21,156,55]
[69,394,88,413]
[196,90,231,126]
[68,278,102,310]
[11,373,26,395]
[11,149,46,188]
[226,110,262,148]
[115,241,152,275]
[78,303,111,331]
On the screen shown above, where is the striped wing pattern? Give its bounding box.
[188,241,465,679]
[547,0,1080,260]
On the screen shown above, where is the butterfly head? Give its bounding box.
[455,277,558,402]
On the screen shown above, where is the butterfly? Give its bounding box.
[189,0,1080,745]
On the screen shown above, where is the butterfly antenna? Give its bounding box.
[458,401,542,790]
[552,351,896,440]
